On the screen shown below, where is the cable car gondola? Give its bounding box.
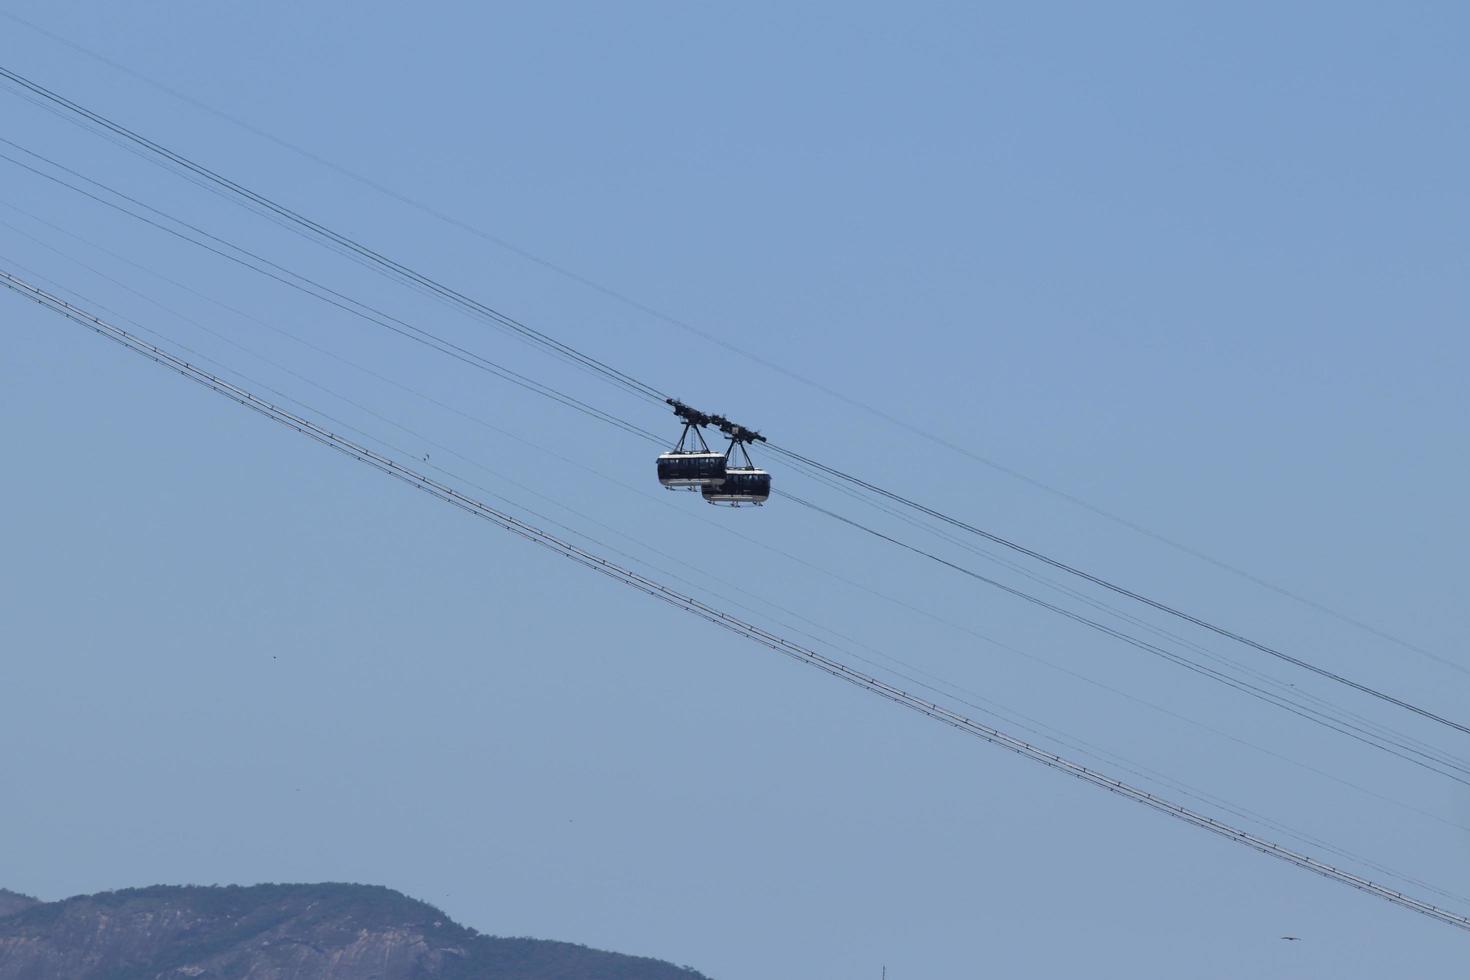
[656,400,727,490]
[701,419,770,507]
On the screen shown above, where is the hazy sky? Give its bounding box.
[1,2,1467,977]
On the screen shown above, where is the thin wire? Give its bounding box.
[0,22,1446,672]
[4,268,1467,933]
[768,443,1470,730]
[10,136,1465,761]
[778,491,1470,785]
[0,145,663,445]
[3,62,1462,728]
[5,115,1465,777]
[24,220,1461,850]
[4,183,1461,789]
[24,217,1469,842]
[776,449,1464,764]
[2,83,662,406]
[0,62,667,407]
[16,256,1470,904]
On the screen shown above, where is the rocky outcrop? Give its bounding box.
[0,883,708,980]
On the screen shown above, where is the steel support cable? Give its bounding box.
[767,443,1470,735]
[35,223,1464,853]
[770,460,1470,777]
[5,133,1465,764]
[1,244,903,697]
[0,203,706,575]
[770,456,1469,771]
[4,230,1112,770]
[0,137,646,428]
[709,515,1470,905]
[0,240,899,698]
[0,201,1115,679]
[0,196,655,455]
[9,44,1468,810]
[777,490,1470,785]
[0,64,666,406]
[6,175,1461,793]
[6,185,1461,791]
[3,89,648,406]
[0,47,1451,682]
[34,227,1461,855]
[4,64,1463,730]
[4,270,1469,935]
[17,256,1470,907]
[0,147,662,446]
[2,82,665,407]
[1016,723,1470,908]
[17,268,1470,922]
[11,70,1470,881]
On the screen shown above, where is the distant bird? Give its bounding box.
[1281,936,1301,941]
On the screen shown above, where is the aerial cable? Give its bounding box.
[0,77,668,408]
[773,452,1468,759]
[3,63,1462,724]
[4,268,1468,934]
[7,94,1466,749]
[7,143,1462,766]
[772,449,1469,769]
[767,442,1470,736]
[779,491,1470,786]
[7,148,1460,773]
[0,39,1445,677]
[27,224,1455,844]
[82,306,1470,903]
[1,85,644,402]
[0,145,663,446]
[0,63,667,407]
[0,225,910,686]
[15,249,1470,897]
[5,72,1464,846]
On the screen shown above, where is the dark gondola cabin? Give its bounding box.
[657,400,728,490]
[660,399,771,506]
[701,415,770,506]
[657,450,727,489]
[701,467,771,506]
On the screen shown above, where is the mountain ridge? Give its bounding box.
[0,882,710,980]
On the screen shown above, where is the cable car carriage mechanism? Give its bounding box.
[702,415,770,507]
[654,399,770,507]
[656,400,726,491]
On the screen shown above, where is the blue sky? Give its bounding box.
[1,2,1467,976]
